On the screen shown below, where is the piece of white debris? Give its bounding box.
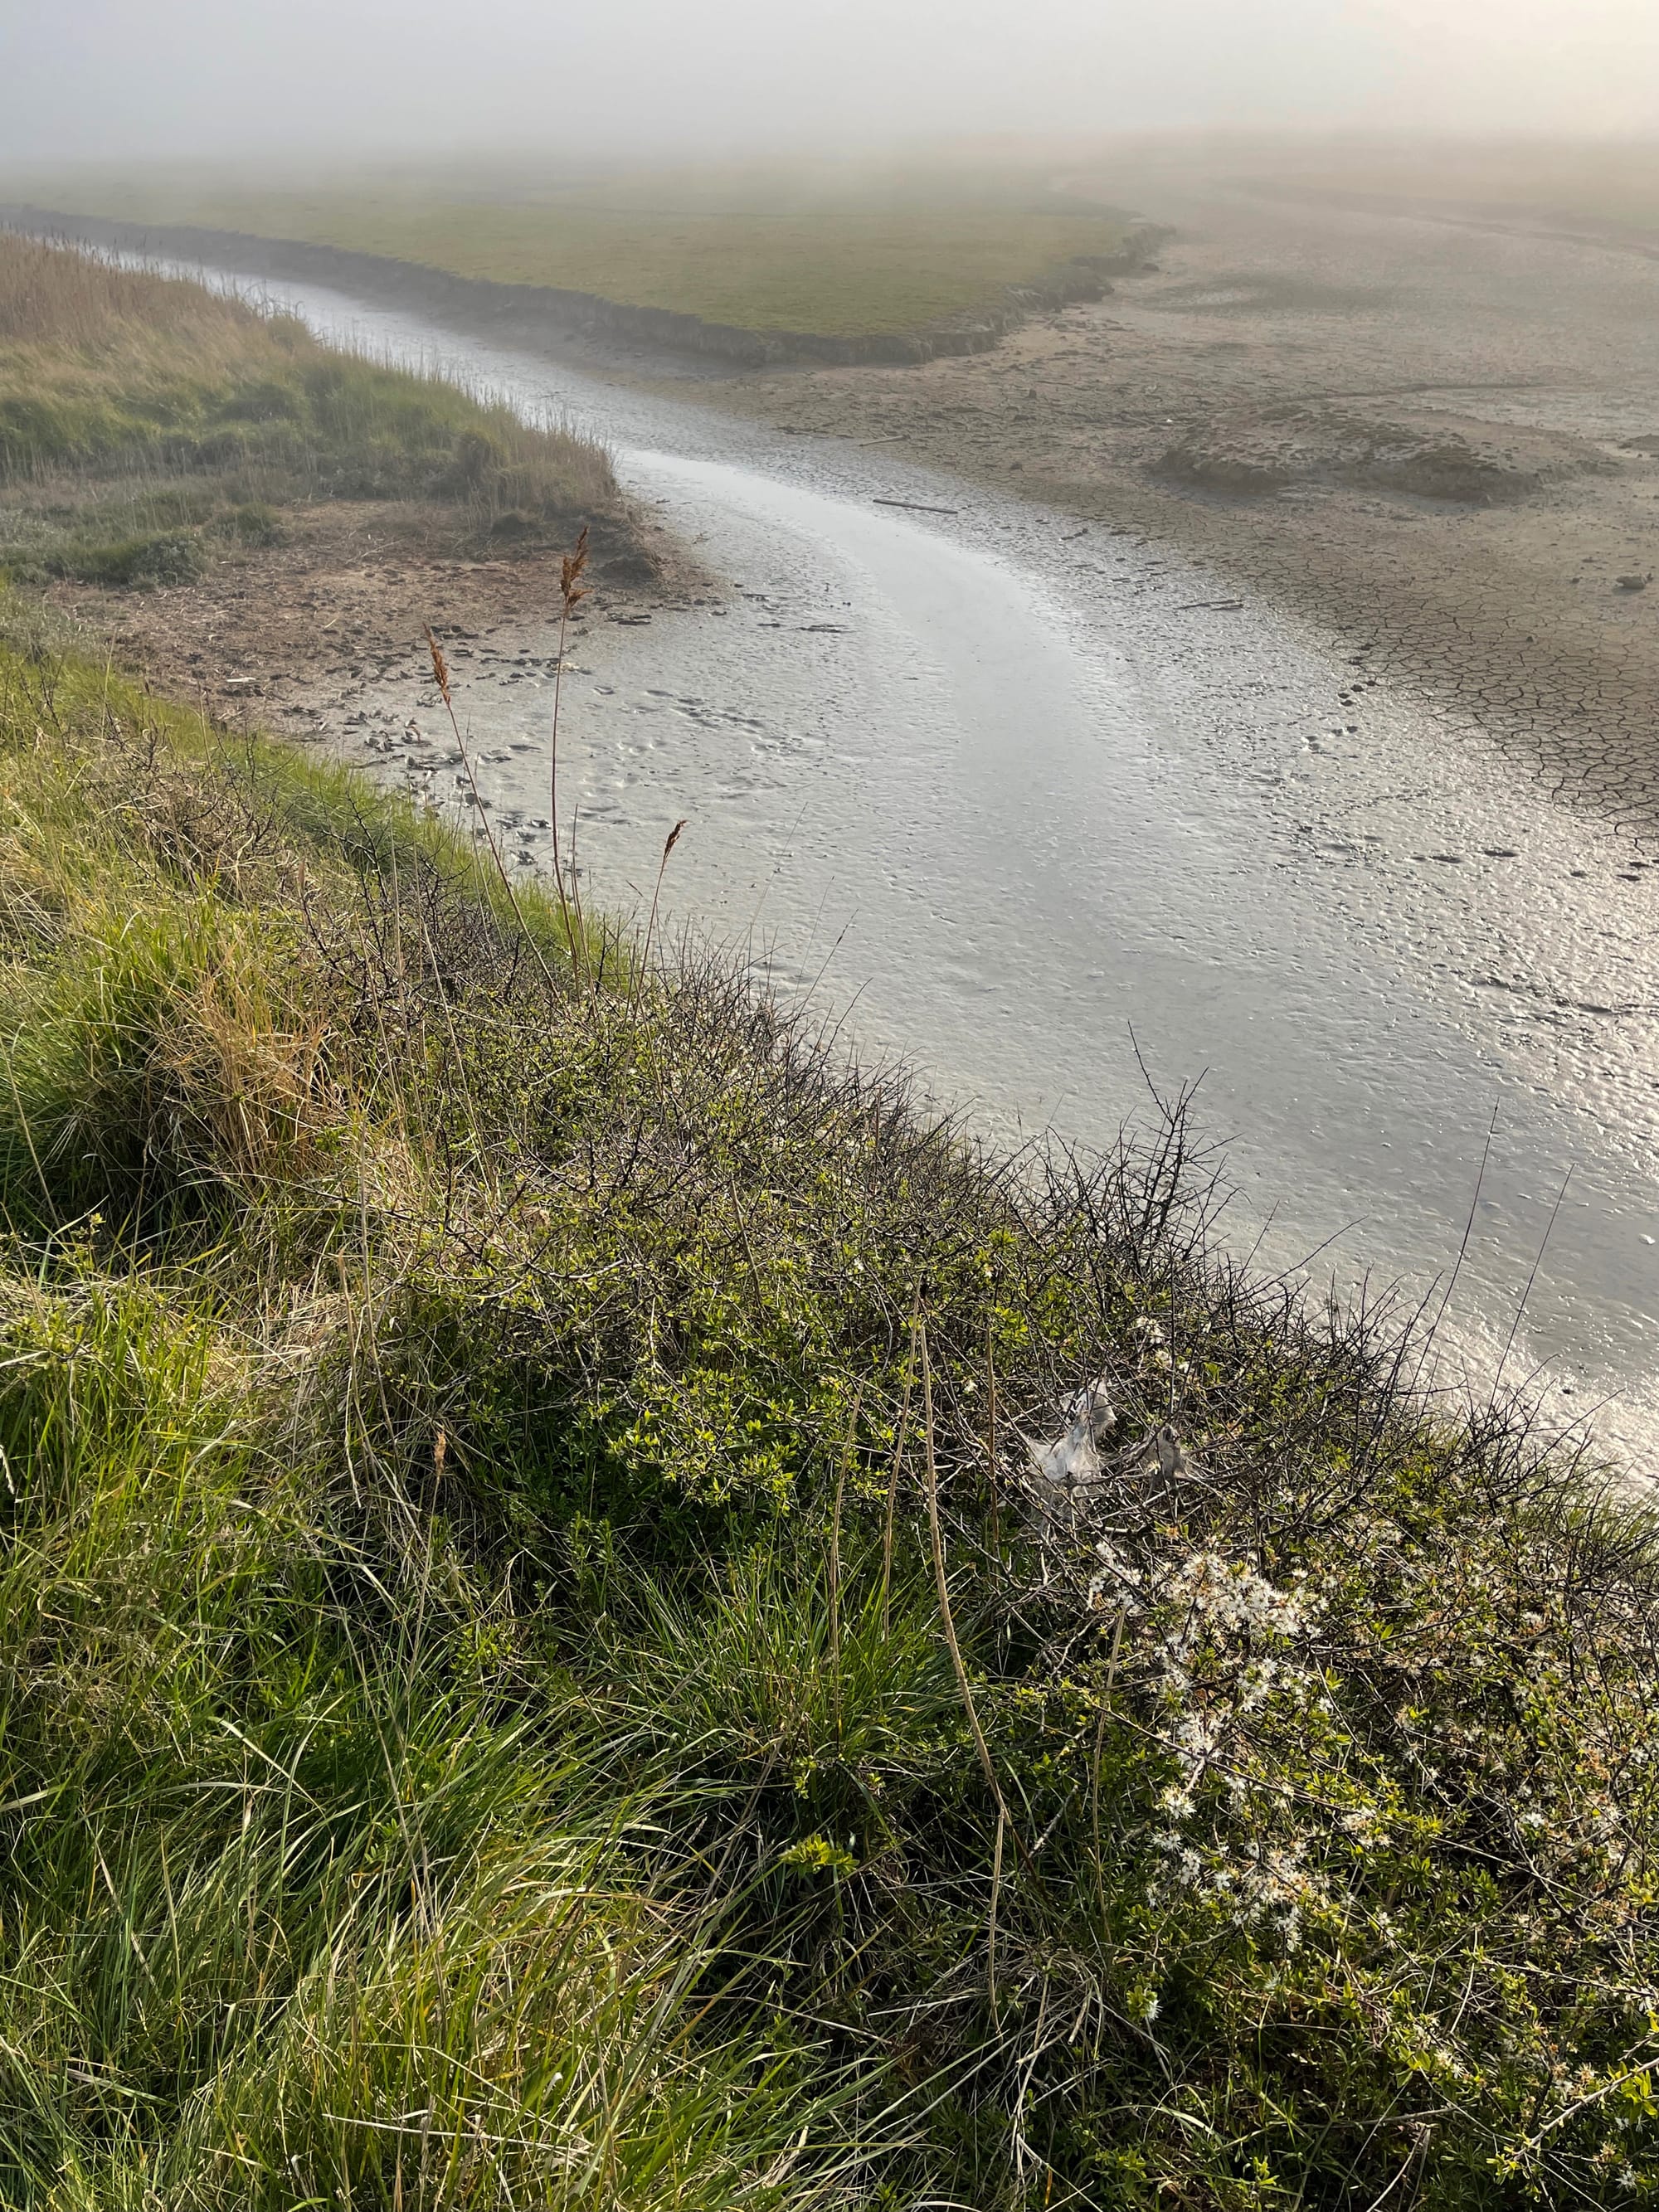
[1151,1423,1188,1483]
[1029,1372,1117,1497]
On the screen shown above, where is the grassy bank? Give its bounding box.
[0,231,618,591]
[2,630,1658,2205]
[14,156,1135,339]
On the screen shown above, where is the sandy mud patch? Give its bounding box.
[35,498,708,747]
[708,176,1659,826]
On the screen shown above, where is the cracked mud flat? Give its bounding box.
[723,173,1659,829]
[134,262,1659,1470]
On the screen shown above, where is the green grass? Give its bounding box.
[1,632,1658,2204]
[0,231,619,591]
[17,156,1134,338]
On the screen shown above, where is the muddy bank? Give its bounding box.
[703,177,1659,829]
[32,497,705,747]
[1241,182,1659,266]
[21,187,1659,828]
[1,203,1165,373]
[26,253,1659,1460]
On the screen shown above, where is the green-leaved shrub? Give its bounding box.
[0,635,1656,2205]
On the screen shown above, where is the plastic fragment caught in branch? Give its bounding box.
[1024,1369,1193,1529]
[1028,1371,1118,1496]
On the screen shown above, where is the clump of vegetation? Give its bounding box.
[1,630,1657,2206]
[1152,406,1574,508]
[0,231,618,588]
[45,523,207,586]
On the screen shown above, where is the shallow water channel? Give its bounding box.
[219,271,1659,1465]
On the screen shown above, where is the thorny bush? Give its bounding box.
[1,640,1657,2205]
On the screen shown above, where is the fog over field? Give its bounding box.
[2,0,1657,163]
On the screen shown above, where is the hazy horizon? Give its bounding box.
[2,0,1657,173]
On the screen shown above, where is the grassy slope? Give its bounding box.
[0,232,617,589]
[17,158,1133,338]
[2,636,1659,2205]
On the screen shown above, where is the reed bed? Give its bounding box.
[0,231,618,587]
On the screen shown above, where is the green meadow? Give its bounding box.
[15,156,1136,338]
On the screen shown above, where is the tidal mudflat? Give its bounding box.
[137,264,1659,1468]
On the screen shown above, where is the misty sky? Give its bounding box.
[2,0,1657,168]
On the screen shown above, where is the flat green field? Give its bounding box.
[16,158,1134,337]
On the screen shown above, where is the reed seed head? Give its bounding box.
[560,527,590,611]
[663,817,687,863]
[424,626,453,708]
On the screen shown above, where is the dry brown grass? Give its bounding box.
[0,229,261,348]
[0,231,620,584]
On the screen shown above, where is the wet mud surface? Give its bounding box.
[57,247,1659,1469]
[121,263,1657,1472]
[721,179,1659,829]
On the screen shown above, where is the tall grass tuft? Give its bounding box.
[0,231,620,591]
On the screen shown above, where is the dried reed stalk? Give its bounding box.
[424,626,557,994]
[548,527,588,984]
[919,1313,1032,1874]
[882,1289,921,1640]
[985,1314,1001,1560]
[1092,1603,1128,1922]
[634,817,687,1016]
[829,1388,861,1746]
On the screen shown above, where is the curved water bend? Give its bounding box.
[216,269,1659,1461]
